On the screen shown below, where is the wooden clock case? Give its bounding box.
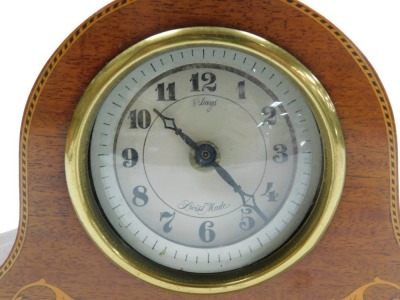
[1,0,399,298]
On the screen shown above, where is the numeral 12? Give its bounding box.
[190,72,217,92]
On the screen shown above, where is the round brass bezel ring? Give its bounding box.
[65,27,345,294]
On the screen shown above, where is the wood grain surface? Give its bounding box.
[1,0,399,299]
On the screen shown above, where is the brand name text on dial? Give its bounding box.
[192,98,218,112]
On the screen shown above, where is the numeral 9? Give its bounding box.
[122,148,138,168]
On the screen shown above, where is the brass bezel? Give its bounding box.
[65,27,345,294]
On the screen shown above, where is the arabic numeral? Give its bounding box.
[190,73,200,91]
[122,148,138,168]
[132,185,148,207]
[261,106,277,125]
[199,221,215,242]
[129,109,151,129]
[261,182,279,202]
[238,81,246,99]
[239,208,255,231]
[156,82,176,101]
[160,211,176,233]
[190,72,216,92]
[273,144,288,163]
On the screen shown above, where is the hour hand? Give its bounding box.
[153,109,198,150]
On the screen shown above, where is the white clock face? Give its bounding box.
[89,41,322,273]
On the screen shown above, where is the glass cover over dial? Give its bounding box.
[89,32,323,273]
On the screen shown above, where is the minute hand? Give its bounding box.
[211,162,269,223]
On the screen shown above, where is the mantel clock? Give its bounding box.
[1,1,399,299]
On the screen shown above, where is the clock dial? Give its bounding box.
[90,45,322,273]
[66,27,344,291]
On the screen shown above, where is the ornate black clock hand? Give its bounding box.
[212,162,269,223]
[154,108,269,223]
[153,109,198,150]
